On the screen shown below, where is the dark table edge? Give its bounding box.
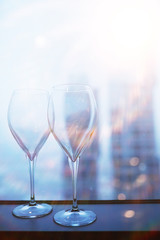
[0,199,160,205]
[0,231,160,240]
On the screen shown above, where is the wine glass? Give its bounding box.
[8,89,52,218]
[48,84,97,226]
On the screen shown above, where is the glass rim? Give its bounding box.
[51,84,92,92]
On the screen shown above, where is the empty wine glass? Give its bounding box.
[8,89,52,218]
[48,84,97,226]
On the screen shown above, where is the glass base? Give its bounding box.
[12,203,53,218]
[54,209,96,226]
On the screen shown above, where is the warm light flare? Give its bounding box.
[118,193,126,200]
[124,210,135,218]
[130,157,140,167]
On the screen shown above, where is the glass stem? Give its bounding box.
[28,156,36,206]
[68,157,79,212]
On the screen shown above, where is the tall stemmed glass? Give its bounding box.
[8,89,52,218]
[48,84,97,226]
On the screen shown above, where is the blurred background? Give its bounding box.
[1,0,160,200]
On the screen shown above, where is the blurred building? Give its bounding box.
[110,78,160,199]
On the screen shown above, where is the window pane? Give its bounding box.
[0,0,160,200]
